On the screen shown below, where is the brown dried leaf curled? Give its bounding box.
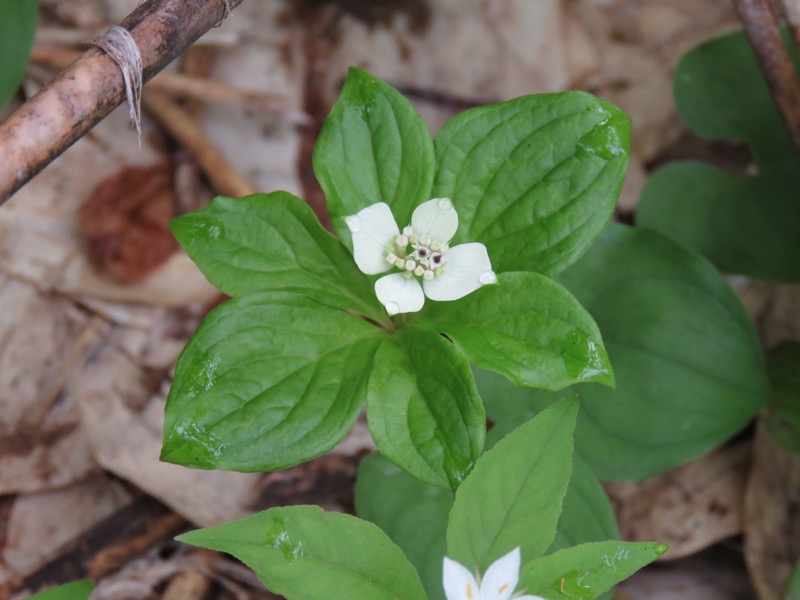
[79,163,179,283]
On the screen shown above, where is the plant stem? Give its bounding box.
[733,0,800,155]
[0,0,245,203]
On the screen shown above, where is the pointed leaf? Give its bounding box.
[446,398,578,571]
[366,325,485,489]
[313,67,435,240]
[478,225,769,481]
[433,92,629,275]
[520,541,668,599]
[178,506,427,600]
[162,292,383,471]
[356,451,453,600]
[170,192,385,321]
[419,272,613,391]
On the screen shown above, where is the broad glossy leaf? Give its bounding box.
[0,0,37,108]
[355,452,453,600]
[637,30,800,282]
[433,92,629,275]
[520,541,668,599]
[367,325,485,489]
[313,67,435,240]
[178,505,427,600]
[446,398,577,571]
[478,225,769,481]
[170,192,384,322]
[162,292,383,471]
[767,343,800,453]
[28,581,94,600]
[486,414,618,600]
[419,272,613,390]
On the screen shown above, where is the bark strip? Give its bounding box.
[0,0,244,203]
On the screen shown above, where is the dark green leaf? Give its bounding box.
[419,272,613,390]
[28,581,94,600]
[366,326,485,489]
[638,162,800,282]
[446,397,577,571]
[478,225,768,480]
[767,343,800,453]
[637,30,800,283]
[0,0,37,108]
[520,541,668,599]
[313,67,435,240]
[162,292,383,471]
[170,192,385,322]
[355,452,453,600]
[672,29,796,167]
[433,92,629,275]
[178,506,427,600]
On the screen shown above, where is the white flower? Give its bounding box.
[443,547,544,600]
[344,198,497,315]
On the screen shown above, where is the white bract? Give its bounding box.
[344,198,496,315]
[443,547,544,600]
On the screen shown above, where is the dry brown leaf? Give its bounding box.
[605,441,749,560]
[79,162,179,284]
[74,346,262,528]
[744,420,800,600]
[0,275,107,494]
[1,475,133,584]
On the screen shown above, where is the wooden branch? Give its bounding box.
[30,46,310,124]
[734,0,800,154]
[0,0,245,203]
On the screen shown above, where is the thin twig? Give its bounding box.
[29,45,309,123]
[0,0,246,203]
[142,89,258,198]
[734,0,800,155]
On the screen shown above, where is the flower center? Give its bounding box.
[385,225,448,281]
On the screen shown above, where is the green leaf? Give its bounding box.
[432,92,629,276]
[366,326,485,489]
[520,541,668,599]
[28,581,94,600]
[0,0,37,109]
[178,505,427,600]
[767,343,800,453]
[170,192,385,322]
[478,225,769,481]
[419,272,613,391]
[162,292,383,471]
[355,451,453,600]
[637,30,800,283]
[638,162,800,282]
[672,29,796,167]
[446,397,577,571]
[313,67,435,240]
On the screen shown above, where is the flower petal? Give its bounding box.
[411,197,458,243]
[375,273,425,315]
[479,548,521,600]
[345,203,399,275]
[422,242,496,301]
[443,556,480,600]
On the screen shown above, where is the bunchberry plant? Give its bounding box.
[162,67,630,490]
